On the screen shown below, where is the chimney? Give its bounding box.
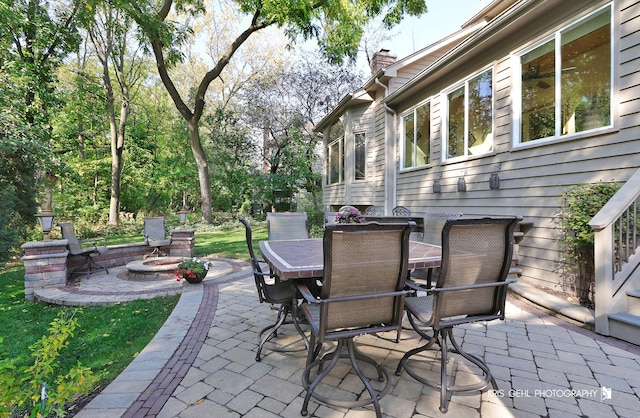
[370,49,397,74]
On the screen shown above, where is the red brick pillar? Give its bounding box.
[169,229,196,258]
[21,240,69,302]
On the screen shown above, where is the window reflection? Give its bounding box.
[520,5,611,142]
[402,102,431,168]
[355,132,366,180]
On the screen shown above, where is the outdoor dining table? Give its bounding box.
[258,238,442,280]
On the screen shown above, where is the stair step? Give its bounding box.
[609,312,640,346]
[627,290,640,315]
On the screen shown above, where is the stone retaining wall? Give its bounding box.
[21,229,196,301]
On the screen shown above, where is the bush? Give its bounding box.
[557,181,620,307]
[0,311,98,417]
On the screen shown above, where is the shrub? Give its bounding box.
[557,181,620,307]
[0,310,98,417]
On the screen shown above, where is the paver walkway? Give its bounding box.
[45,258,640,417]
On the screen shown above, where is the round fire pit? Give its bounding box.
[126,257,183,281]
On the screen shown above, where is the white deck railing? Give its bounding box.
[589,168,640,335]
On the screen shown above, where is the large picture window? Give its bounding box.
[519,5,611,143]
[354,132,366,180]
[402,101,431,168]
[445,69,493,160]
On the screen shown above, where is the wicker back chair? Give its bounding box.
[59,222,108,279]
[297,221,413,417]
[396,216,521,413]
[267,212,309,240]
[411,212,463,288]
[392,205,411,216]
[143,217,171,258]
[364,205,384,216]
[239,216,307,361]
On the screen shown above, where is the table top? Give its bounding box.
[259,238,441,280]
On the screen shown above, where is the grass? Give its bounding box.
[0,263,179,413]
[0,221,266,414]
[194,224,266,259]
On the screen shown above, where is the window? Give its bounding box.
[519,5,611,143]
[326,120,344,185]
[402,102,431,168]
[354,132,366,180]
[445,69,493,160]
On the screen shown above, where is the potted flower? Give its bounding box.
[175,257,210,283]
[335,207,366,224]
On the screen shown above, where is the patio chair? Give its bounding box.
[59,222,109,280]
[143,216,171,258]
[267,212,309,240]
[392,205,411,216]
[337,205,358,213]
[395,216,521,413]
[239,216,308,361]
[411,212,463,288]
[364,205,384,216]
[297,221,413,417]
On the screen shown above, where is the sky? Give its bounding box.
[356,0,488,72]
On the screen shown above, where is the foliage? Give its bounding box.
[0,0,87,262]
[203,107,258,212]
[0,310,98,417]
[557,181,620,306]
[174,257,210,281]
[298,191,326,237]
[112,0,426,222]
[0,262,178,417]
[240,51,363,212]
[0,73,47,265]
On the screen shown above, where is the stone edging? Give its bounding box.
[74,262,251,417]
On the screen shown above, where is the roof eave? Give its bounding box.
[385,0,532,107]
[313,90,373,133]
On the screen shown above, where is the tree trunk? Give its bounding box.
[109,97,127,225]
[187,121,213,223]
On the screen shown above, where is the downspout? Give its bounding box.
[375,77,397,214]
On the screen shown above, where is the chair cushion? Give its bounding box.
[404,294,434,324]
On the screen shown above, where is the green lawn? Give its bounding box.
[194,224,266,259]
[0,222,265,415]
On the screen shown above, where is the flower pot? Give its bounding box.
[183,269,208,284]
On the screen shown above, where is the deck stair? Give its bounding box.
[590,168,640,346]
[609,289,640,346]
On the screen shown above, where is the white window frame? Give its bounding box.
[326,136,344,185]
[400,100,432,170]
[354,131,366,181]
[512,3,613,146]
[442,67,494,162]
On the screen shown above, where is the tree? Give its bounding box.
[204,107,258,213]
[0,74,46,264]
[117,0,427,222]
[87,3,149,224]
[0,0,86,260]
[241,52,364,211]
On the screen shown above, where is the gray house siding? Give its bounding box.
[323,102,379,210]
[319,0,640,293]
[390,0,640,291]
